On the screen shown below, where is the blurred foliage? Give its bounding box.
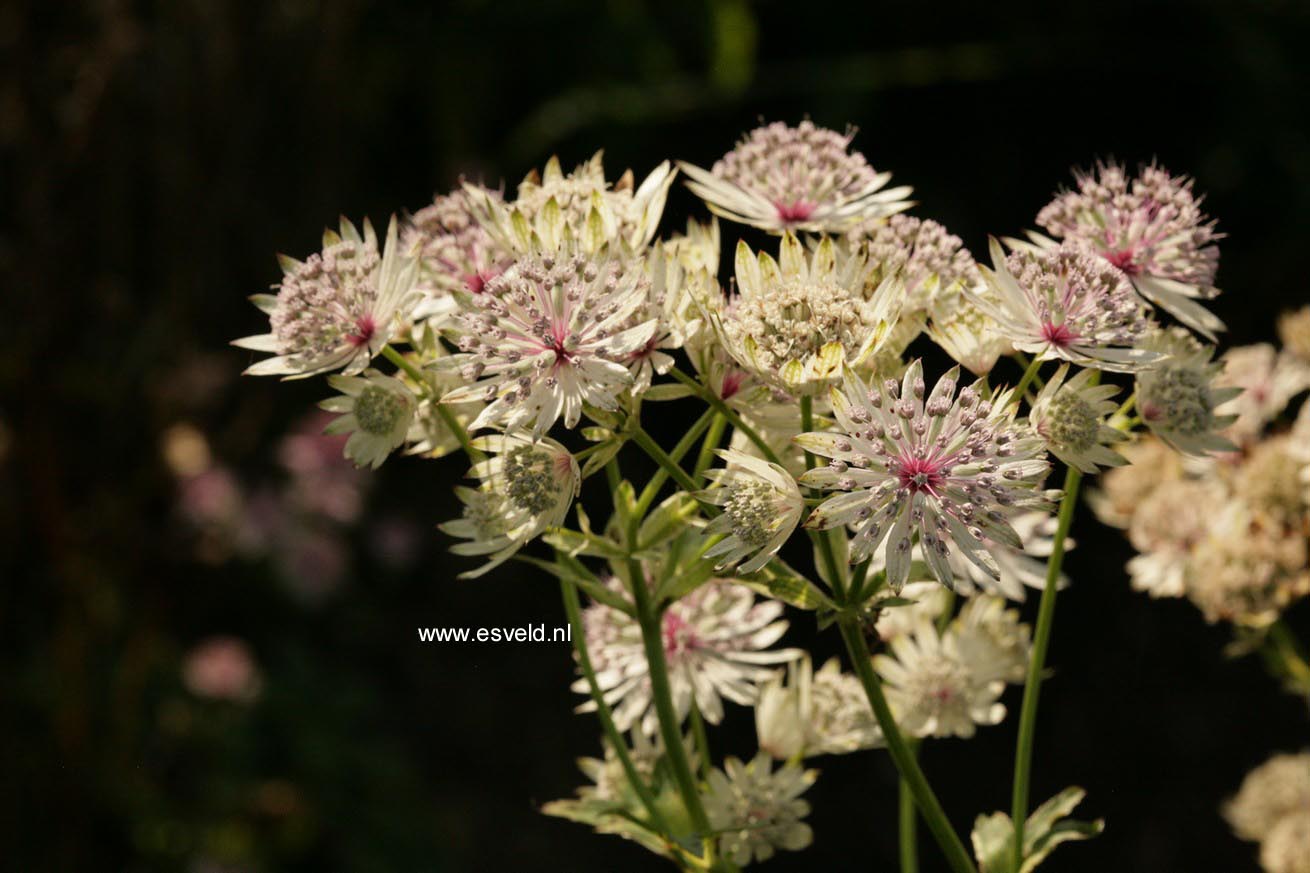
[3,0,1310,871]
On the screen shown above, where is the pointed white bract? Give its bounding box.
[1035,161,1226,339]
[234,216,420,378]
[439,435,579,578]
[973,238,1162,373]
[755,655,884,760]
[799,361,1053,592]
[1214,343,1310,444]
[711,232,903,395]
[319,370,417,469]
[1135,327,1241,456]
[698,450,804,574]
[680,120,912,233]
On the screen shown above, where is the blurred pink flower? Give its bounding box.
[182,636,262,703]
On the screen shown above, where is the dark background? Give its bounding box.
[5,1,1310,871]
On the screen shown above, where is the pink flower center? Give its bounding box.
[464,268,501,294]
[662,611,700,658]
[720,369,746,400]
[896,454,946,496]
[346,315,376,347]
[1103,248,1141,275]
[1040,321,1078,348]
[774,199,815,223]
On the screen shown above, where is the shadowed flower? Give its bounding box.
[235,216,419,378]
[698,449,804,574]
[703,753,816,866]
[1029,364,1127,473]
[755,655,884,759]
[1225,751,1310,843]
[680,120,912,233]
[850,213,979,311]
[183,636,262,703]
[798,361,1052,592]
[1135,328,1241,456]
[402,184,512,325]
[440,435,579,578]
[1035,161,1225,339]
[1214,343,1310,444]
[573,578,798,737]
[973,239,1161,372]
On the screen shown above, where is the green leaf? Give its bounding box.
[970,786,1103,873]
[516,555,633,615]
[739,561,833,611]
[637,493,701,552]
[643,383,697,402]
[543,528,628,562]
[581,439,624,479]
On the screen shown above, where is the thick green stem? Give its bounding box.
[838,617,977,873]
[899,757,920,873]
[694,413,729,481]
[1010,464,1083,870]
[559,576,672,835]
[1010,356,1044,406]
[631,425,701,494]
[634,408,716,518]
[669,367,784,468]
[380,344,482,463]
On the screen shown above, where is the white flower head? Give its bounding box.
[927,283,1012,376]
[1030,364,1128,473]
[1088,435,1184,529]
[1183,504,1309,627]
[467,152,674,257]
[319,370,417,469]
[1035,161,1225,339]
[680,120,912,233]
[873,618,1007,738]
[439,434,579,578]
[401,184,512,326]
[1278,305,1310,363]
[573,579,798,736]
[704,752,816,866]
[699,450,804,574]
[973,239,1162,373]
[850,213,979,310]
[439,239,658,438]
[951,594,1031,684]
[713,232,903,394]
[1214,343,1310,444]
[236,216,420,378]
[1225,752,1310,843]
[1262,811,1310,873]
[1124,477,1221,598]
[798,361,1053,592]
[1135,328,1241,456]
[756,655,884,760]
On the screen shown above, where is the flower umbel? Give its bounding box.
[1034,161,1225,339]
[320,370,417,469]
[703,752,816,866]
[1029,364,1127,473]
[1135,328,1241,455]
[235,216,419,378]
[798,361,1053,591]
[679,120,912,233]
[698,450,804,574]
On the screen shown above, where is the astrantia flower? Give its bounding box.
[927,284,1011,376]
[972,239,1161,373]
[873,617,1007,738]
[665,216,721,275]
[713,232,902,394]
[1236,436,1310,521]
[850,213,979,310]
[1029,364,1127,473]
[1035,161,1225,339]
[439,242,658,437]
[756,655,884,760]
[439,434,579,577]
[1135,328,1241,456]
[1279,305,1310,363]
[574,579,798,736]
[235,216,419,377]
[468,152,674,256]
[680,120,912,233]
[319,370,417,469]
[1125,478,1220,598]
[704,753,816,866]
[951,594,1031,684]
[1088,435,1183,528]
[1184,505,1309,626]
[1225,752,1310,842]
[402,185,511,324]
[1214,343,1310,443]
[798,361,1053,592]
[698,450,804,574]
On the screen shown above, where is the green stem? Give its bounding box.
[1010,464,1083,870]
[694,413,729,482]
[1010,356,1044,406]
[837,617,977,873]
[631,425,701,494]
[634,409,716,519]
[1266,619,1310,691]
[689,701,713,779]
[669,367,784,468]
[559,576,672,835]
[899,752,920,873]
[381,344,482,463]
